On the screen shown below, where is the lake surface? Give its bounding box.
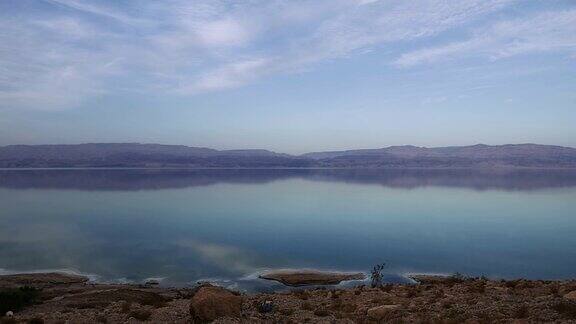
[1,169,575,291]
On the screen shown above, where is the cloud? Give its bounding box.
[178,239,260,274]
[195,18,253,47]
[173,0,518,94]
[394,9,576,67]
[1,0,574,109]
[42,0,146,26]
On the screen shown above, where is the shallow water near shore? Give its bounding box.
[0,168,575,291]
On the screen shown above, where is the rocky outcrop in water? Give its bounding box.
[259,269,366,286]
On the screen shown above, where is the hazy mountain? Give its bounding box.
[0,143,575,168]
[303,144,576,168]
[0,143,311,168]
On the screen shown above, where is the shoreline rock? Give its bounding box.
[259,269,366,286]
[0,272,89,289]
[2,272,576,323]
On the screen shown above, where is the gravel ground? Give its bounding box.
[1,273,576,323]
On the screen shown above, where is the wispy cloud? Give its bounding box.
[1,0,574,110]
[394,9,576,67]
[42,0,145,25]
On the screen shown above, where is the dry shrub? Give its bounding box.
[405,286,419,298]
[514,304,529,319]
[0,318,17,324]
[314,308,330,317]
[553,300,576,319]
[548,284,561,296]
[120,301,131,313]
[341,303,357,313]
[380,284,393,293]
[0,286,42,314]
[331,298,343,310]
[505,280,520,289]
[301,301,314,311]
[468,281,486,294]
[279,308,294,316]
[129,309,152,321]
[295,290,309,300]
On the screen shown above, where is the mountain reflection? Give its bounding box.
[1,168,576,191]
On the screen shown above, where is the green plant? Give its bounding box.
[0,286,42,313]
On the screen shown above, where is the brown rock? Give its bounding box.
[409,274,454,284]
[0,272,88,289]
[189,285,242,322]
[564,290,576,300]
[259,270,365,286]
[45,288,169,310]
[367,304,401,320]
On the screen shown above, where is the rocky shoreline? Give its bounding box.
[1,272,576,323]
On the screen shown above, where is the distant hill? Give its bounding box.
[302,144,576,168]
[0,143,312,168]
[0,143,575,168]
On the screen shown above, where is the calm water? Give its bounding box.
[1,169,575,291]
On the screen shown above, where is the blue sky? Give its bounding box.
[0,0,575,153]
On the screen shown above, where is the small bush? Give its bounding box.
[370,263,386,288]
[448,272,466,284]
[27,318,45,324]
[553,300,576,319]
[331,298,342,310]
[129,309,152,321]
[301,301,313,311]
[380,284,393,292]
[549,284,560,296]
[295,290,309,300]
[341,303,357,313]
[279,308,294,316]
[0,286,42,313]
[1,317,18,324]
[468,281,486,294]
[405,286,419,298]
[505,280,519,289]
[514,304,529,318]
[120,301,131,313]
[314,308,329,317]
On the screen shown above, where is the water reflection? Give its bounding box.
[0,169,575,290]
[1,168,576,191]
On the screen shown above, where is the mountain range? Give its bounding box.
[1,143,575,168]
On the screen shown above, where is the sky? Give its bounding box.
[0,0,575,153]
